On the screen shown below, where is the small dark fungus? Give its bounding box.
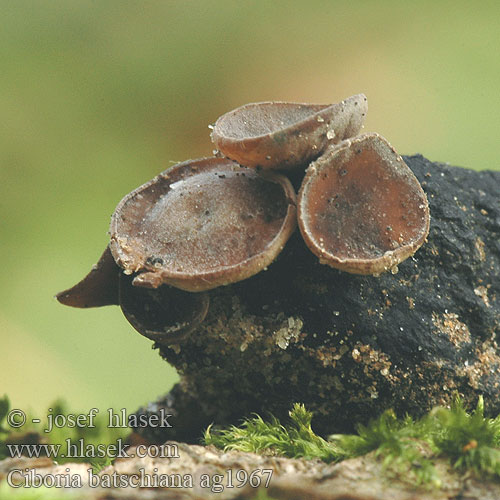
[119,274,209,345]
[109,157,297,292]
[298,133,430,275]
[211,94,367,170]
[56,246,120,308]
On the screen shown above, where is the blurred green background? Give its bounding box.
[1,1,499,415]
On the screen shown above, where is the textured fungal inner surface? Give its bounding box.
[115,163,289,276]
[217,103,326,139]
[302,137,428,261]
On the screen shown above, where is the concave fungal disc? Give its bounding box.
[56,246,120,308]
[110,157,297,292]
[211,94,367,170]
[119,274,209,345]
[298,133,430,275]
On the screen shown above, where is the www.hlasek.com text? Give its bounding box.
[7,440,178,460]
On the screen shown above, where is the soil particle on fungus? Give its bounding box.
[134,155,499,442]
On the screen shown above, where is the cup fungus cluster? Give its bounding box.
[57,94,430,345]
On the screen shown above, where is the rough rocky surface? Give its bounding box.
[134,155,499,443]
[2,444,500,499]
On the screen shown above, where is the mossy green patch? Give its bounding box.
[205,396,500,486]
[205,403,340,463]
[432,396,500,476]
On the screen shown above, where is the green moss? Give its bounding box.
[205,396,500,486]
[205,403,341,463]
[432,396,500,476]
[332,408,440,485]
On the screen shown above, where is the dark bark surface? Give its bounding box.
[135,155,499,443]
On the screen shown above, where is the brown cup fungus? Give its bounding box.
[211,94,367,170]
[119,274,209,344]
[298,133,430,275]
[57,94,430,345]
[109,157,297,292]
[56,246,120,308]
[56,245,210,345]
